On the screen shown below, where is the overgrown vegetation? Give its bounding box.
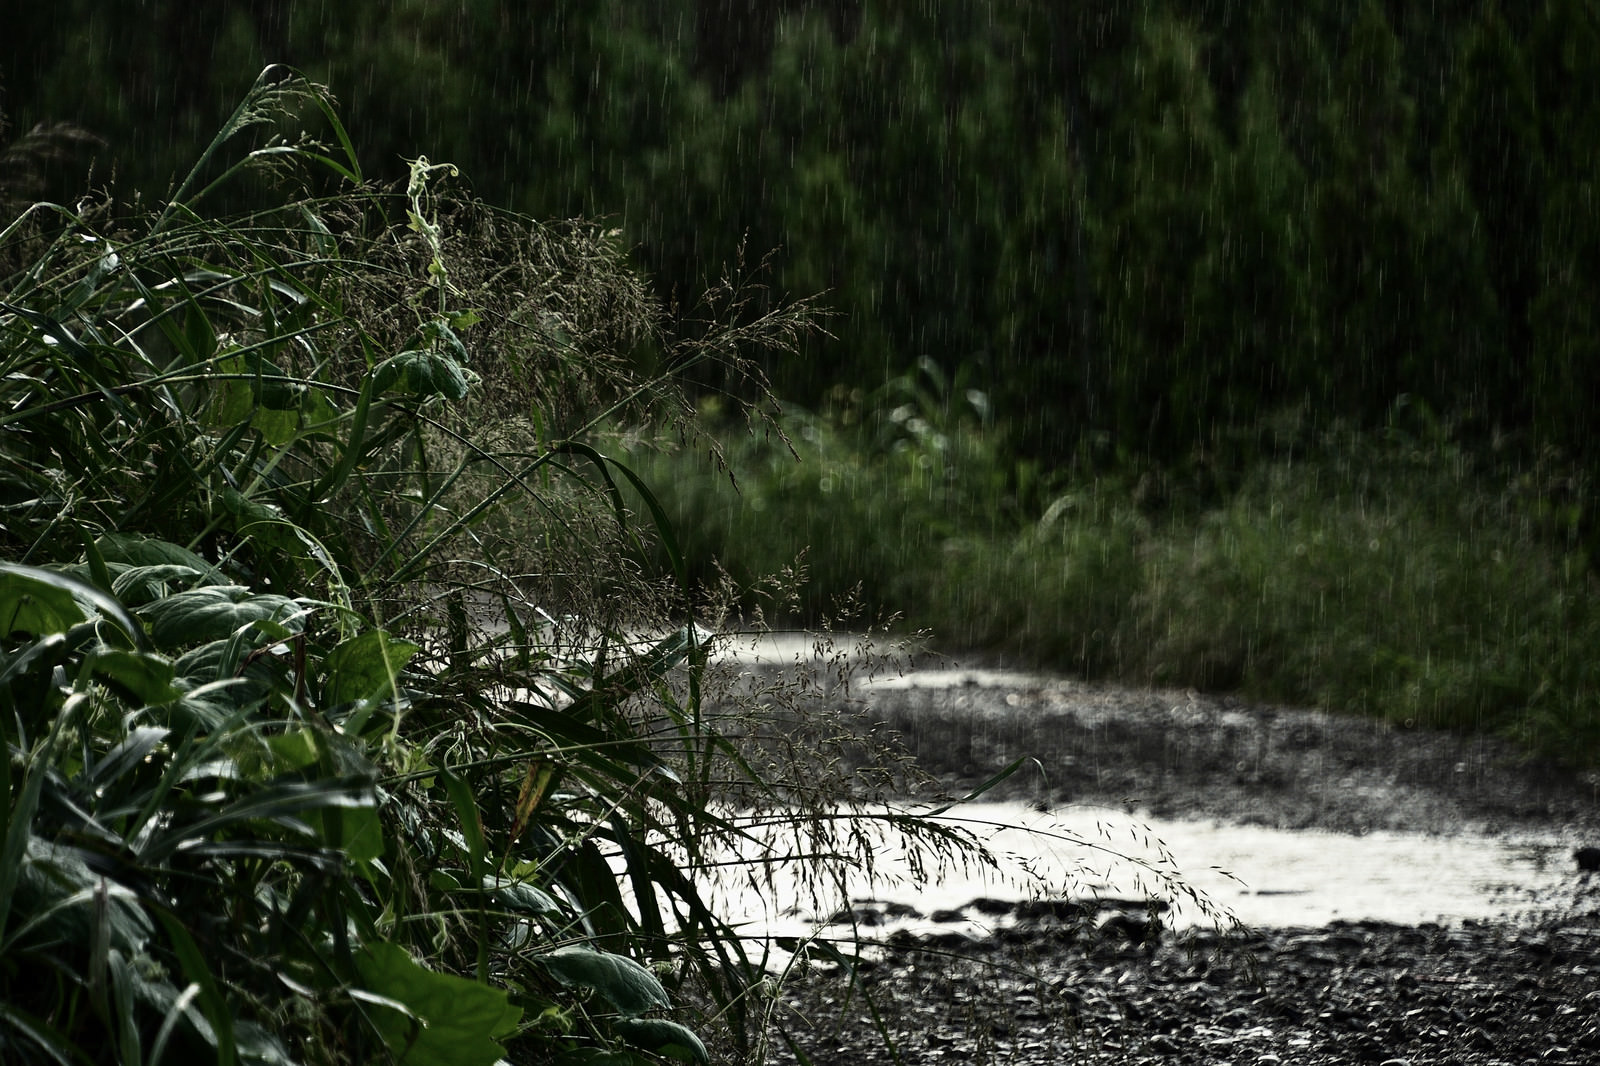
[7,2,1596,771]
[9,2,1600,475]
[1,71,1157,1065]
[637,377,1600,767]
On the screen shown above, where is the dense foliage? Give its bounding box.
[5,0,1599,476]
[634,371,1600,766]
[0,72,1020,1065]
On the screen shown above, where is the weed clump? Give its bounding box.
[0,68,1073,1066]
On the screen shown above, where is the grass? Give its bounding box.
[635,381,1600,767]
[1,69,1094,1066]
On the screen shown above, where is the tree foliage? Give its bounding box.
[4,0,1598,467]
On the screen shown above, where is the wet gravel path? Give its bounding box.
[769,907,1600,1065]
[755,669,1600,1064]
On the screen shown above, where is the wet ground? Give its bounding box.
[731,646,1600,1064]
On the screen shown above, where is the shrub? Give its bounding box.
[0,68,1005,1065]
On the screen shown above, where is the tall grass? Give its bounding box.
[641,385,1600,767]
[0,69,1063,1065]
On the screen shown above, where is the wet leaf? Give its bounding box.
[0,566,86,637]
[355,942,521,1066]
[533,946,671,1017]
[137,585,299,649]
[372,349,470,401]
[613,1018,710,1064]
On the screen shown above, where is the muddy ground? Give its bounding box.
[756,669,1600,1065]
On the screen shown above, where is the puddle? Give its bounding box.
[691,631,1587,942]
[701,801,1575,945]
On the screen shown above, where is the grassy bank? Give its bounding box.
[634,380,1600,767]
[2,73,1029,1066]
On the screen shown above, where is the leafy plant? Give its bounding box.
[0,66,760,1065]
[2,66,1089,1066]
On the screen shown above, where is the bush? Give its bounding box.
[0,69,1012,1065]
[642,389,1600,767]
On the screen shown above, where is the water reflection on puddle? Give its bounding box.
[715,802,1575,943]
[704,633,1580,938]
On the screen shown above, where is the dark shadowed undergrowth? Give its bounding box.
[0,69,1176,1065]
[636,381,1600,768]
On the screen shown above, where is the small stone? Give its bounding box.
[1145,1034,1182,1055]
[1575,846,1600,872]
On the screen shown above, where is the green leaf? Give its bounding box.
[372,349,470,401]
[137,585,300,649]
[322,804,384,864]
[533,947,670,1017]
[554,1052,640,1066]
[322,630,419,708]
[355,942,521,1066]
[87,726,170,792]
[613,1018,710,1064]
[0,999,81,1066]
[111,564,208,606]
[218,488,301,557]
[139,776,375,865]
[206,351,256,427]
[152,908,236,1066]
[263,728,320,772]
[8,838,155,956]
[256,728,385,862]
[480,874,561,916]
[0,567,86,637]
[23,565,146,649]
[95,536,222,585]
[251,405,299,446]
[440,769,487,874]
[88,647,180,704]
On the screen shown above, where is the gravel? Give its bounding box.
[752,670,1600,1064]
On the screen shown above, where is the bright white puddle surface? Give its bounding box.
[708,802,1573,943]
[694,631,1581,940]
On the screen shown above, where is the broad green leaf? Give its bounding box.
[320,804,384,863]
[0,563,146,649]
[355,942,521,1066]
[322,630,419,707]
[251,404,299,446]
[219,489,300,557]
[264,728,320,772]
[533,947,670,1017]
[613,1018,710,1064]
[240,351,301,410]
[88,647,180,704]
[298,385,341,431]
[258,729,385,862]
[372,348,470,401]
[137,585,299,649]
[206,351,256,426]
[0,567,85,636]
[480,874,561,916]
[111,563,207,605]
[8,837,154,956]
[96,535,213,572]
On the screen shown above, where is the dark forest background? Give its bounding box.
[6,0,1597,471]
